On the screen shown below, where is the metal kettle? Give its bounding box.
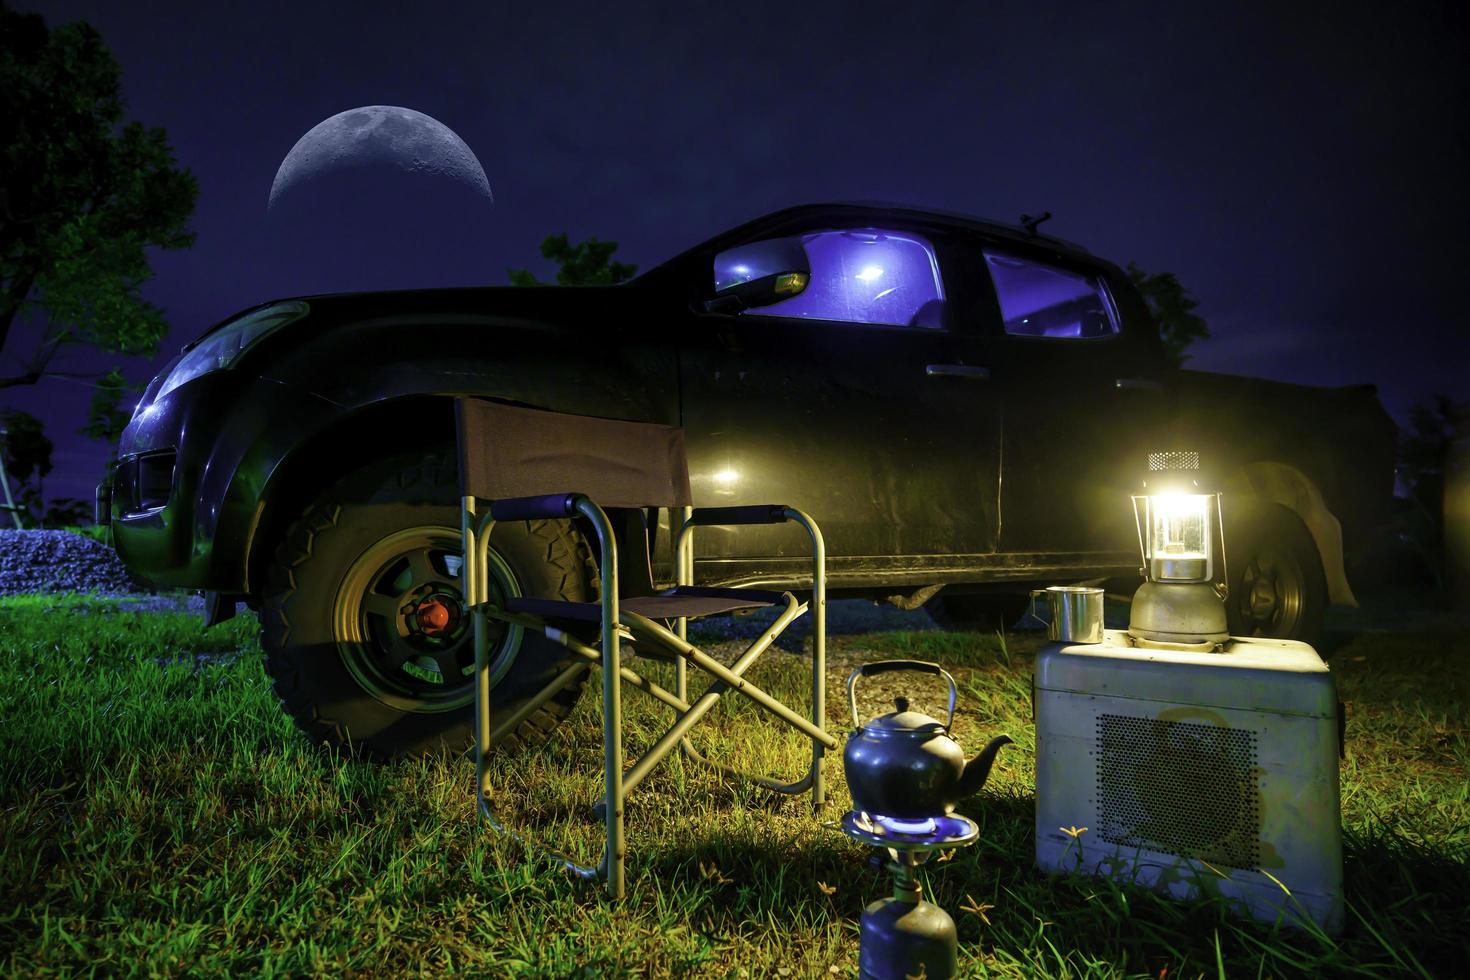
[844,660,1013,821]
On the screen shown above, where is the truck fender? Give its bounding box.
[1224,462,1357,607]
[237,394,659,599]
[235,395,460,597]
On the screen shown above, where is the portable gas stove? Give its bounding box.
[839,809,981,980]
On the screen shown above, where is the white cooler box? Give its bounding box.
[1034,630,1344,933]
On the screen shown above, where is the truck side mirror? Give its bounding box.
[705,237,810,313]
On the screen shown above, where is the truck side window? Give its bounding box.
[985,250,1119,338]
[741,229,946,328]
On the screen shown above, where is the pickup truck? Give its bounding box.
[103,202,1397,760]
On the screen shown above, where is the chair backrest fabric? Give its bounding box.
[455,398,693,509]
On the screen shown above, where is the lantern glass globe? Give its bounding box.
[1147,492,1213,582]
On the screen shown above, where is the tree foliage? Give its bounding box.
[1400,395,1466,492]
[0,407,96,527]
[82,367,132,445]
[1398,394,1468,589]
[1127,262,1209,368]
[0,408,50,527]
[509,233,637,287]
[0,2,197,391]
[0,409,51,486]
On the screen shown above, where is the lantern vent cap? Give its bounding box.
[1141,449,1216,493]
[1148,451,1200,472]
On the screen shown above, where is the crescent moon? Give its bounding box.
[268,105,492,209]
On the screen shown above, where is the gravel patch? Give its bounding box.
[114,593,207,615]
[0,529,148,596]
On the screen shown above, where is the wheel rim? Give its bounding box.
[1236,547,1305,637]
[333,525,524,713]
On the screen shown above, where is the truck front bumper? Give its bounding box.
[108,372,242,591]
[95,471,110,528]
[108,369,338,595]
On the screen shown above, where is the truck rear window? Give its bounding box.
[986,251,1118,338]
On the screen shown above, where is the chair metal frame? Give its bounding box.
[462,487,835,900]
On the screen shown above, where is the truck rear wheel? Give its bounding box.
[924,592,1030,632]
[1224,503,1326,647]
[258,452,594,762]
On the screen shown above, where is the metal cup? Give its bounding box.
[1030,585,1105,644]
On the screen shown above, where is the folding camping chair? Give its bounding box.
[457,398,837,899]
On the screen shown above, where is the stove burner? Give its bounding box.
[874,815,938,835]
[846,811,980,849]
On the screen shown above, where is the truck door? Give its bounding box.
[676,227,1002,587]
[977,247,1169,560]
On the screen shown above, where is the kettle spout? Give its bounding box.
[957,734,1014,798]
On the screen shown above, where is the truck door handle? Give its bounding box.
[926,364,990,381]
[1114,377,1163,391]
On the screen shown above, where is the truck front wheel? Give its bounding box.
[258,452,594,762]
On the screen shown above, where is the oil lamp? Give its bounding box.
[1128,451,1229,646]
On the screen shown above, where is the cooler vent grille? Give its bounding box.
[1095,713,1260,869]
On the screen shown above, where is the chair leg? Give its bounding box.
[611,606,839,804]
[469,509,598,879]
[474,606,494,820]
[571,497,626,901]
[771,505,829,813]
[670,593,823,795]
[601,619,625,900]
[672,506,831,813]
[809,537,826,811]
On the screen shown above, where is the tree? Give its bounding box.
[1127,263,1209,368]
[1398,394,1468,591]
[0,408,94,527]
[0,2,197,392]
[508,233,637,286]
[0,408,50,526]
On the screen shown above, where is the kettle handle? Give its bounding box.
[847,659,958,730]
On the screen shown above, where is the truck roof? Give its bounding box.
[198,201,1101,345]
[824,200,1093,254]
[638,200,1096,285]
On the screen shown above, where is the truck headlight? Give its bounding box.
[152,300,309,402]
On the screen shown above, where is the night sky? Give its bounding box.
[5,0,1468,508]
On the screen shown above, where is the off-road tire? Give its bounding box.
[1223,503,1326,647]
[258,451,596,762]
[924,592,1031,632]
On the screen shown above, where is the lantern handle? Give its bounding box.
[847,660,958,730]
[1213,492,1230,600]
[1131,495,1148,579]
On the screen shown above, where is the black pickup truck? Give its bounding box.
[103,202,1397,759]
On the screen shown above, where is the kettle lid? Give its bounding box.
[865,696,946,734]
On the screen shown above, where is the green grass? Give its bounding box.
[1,593,1467,977]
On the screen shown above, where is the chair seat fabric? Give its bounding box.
[505,586,787,624]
